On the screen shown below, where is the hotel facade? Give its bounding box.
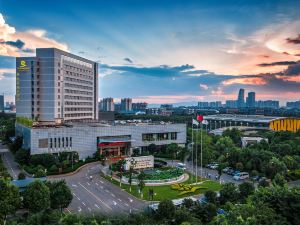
[16,48,186,159]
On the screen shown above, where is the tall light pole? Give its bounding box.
[191,119,194,184]
[200,121,203,182]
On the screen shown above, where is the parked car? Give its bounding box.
[251,176,261,182]
[223,167,233,174]
[233,172,249,180]
[227,168,236,175]
[176,163,186,170]
[210,163,219,170]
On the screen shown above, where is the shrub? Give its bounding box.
[18,172,26,180]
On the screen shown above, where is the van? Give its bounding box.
[176,163,186,170]
[233,172,249,180]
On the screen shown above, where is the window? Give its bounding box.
[62,137,64,147]
[50,138,53,148]
[38,139,48,148]
[54,138,57,148]
[171,132,177,140]
[58,138,61,148]
[66,137,68,147]
[70,137,72,147]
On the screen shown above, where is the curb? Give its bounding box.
[47,161,100,178]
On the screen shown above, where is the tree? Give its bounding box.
[238,182,255,202]
[219,183,239,205]
[157,200,175,220]
[18,172,26,180]
[205,190,217,205]
[47,180,73,212]
[9,136,23,153]
[265,157,287,179]
[215,136,235,154]
[148,144,157,154]
[24,180,50,213]
[166,143,178,165]
[128,158,136,192]
[0,178,21,225]
[235,162,244,171]
[137,171,146,198]
[273,174,287,187]
[15,148,30,165]
[222,128,241,146]
[182,198,194,208]
[194,203,217,223]
[174,208,193,225]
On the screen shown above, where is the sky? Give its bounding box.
[0,0,300,105]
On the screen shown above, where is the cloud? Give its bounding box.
[124,57,133,64]
[0,13,68,57]
[199,84,209,90]
[0,39,25,49]
[284,61,300,75]
[257,61,297,67]
[286,34,300,44]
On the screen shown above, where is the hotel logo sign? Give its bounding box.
[17,60,29,72]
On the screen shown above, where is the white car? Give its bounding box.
[210,163,219,170]
[233,172,249,180]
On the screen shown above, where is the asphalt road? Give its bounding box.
[49,163,148,215]
[0,142,21,179]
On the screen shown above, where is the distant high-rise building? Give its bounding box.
[0,95,4,112]
[132,102,148,111]
[237,88,245,108]
[99,98,114,111]
[160,104,173,110]
[198,102,209,108]
[247,92,256,108]
[226,100,237,108]
[121,98,132,111]
[16,48,98,123]
[287,100,300,109]
[256,100,279,109]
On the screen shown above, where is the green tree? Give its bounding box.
[24,180,50,213]
[182,198,194,208]
[166,143,178,165]
[265,157,287,179]
[205,190,217,205]
[15,148,30,165]
[193,203,217,223]
[128,158,136,192]
[0,178,21,225]
[219,183,239,205]
[222,128,241,146]
[272,173,287,187]
[47,180,73,212]
[174,208,193,225]
[137,171,146,198]
[215,136,235,154]
[18,172,26,180]
[238,182,255,202]
[157,200,175,221]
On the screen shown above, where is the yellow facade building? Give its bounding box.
[269,118,300,132]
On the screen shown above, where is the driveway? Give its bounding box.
[49,163,148,214]
[0,142,21,179]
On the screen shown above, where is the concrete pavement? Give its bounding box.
[49,163,148,215]
[0,142,21,179]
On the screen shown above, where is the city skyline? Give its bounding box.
[1,0,300,104]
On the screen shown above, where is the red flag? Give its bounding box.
[197,115,204,122]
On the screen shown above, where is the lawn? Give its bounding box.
[102,173,222,201]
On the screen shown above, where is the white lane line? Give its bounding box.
[100,180,104,184]
[3,154,16,178]
[78,182,112,210]
[72,192,77,197]
[66,208,71,213]
[95,183,99,186]
[118,198,122,202]
[125,203,129,207]
[72,184,78,187]
[88,207,92,212]
[82,202,86,206]
[95,204,100,209]
[78,207,82,212]
[87,182,91,186]
[105,189,110,193]
[129,198,133,203]
[113,201,117,205]
[111,193,115,197]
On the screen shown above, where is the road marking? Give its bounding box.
[118,198,122,202]
[3,154,16,178]
[100,180,104,184]
[88,207,92,212]
[72,184,78,187]
[125,203,129,207]
[66,208,71,213]
[78,182,112,210]
[82,202,86,206]
[87,182,91,186]
[78,207,82,212]
[113,201,117,205]
[100,185,103,189]
[95,183,99,186]
[72,192,77,197]
[111,193,115,197]
[129,198,133,202]
[95,204,100,209]
[105,189,110,193]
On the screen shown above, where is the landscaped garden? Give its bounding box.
[123,167,184,181]
[103,172,222,201]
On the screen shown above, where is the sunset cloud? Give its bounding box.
[0,13,68,57]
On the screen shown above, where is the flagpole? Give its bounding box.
[195,122,198,184]
[191,119,194,184]
[201,121,203,182]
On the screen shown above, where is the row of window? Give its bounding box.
[65,70,93,80]
[65,107,93,112]
[65,83,93,91]
[64,113,93,118]
[65,101,93,106]
[64,95,93,101]
[142,132,178,142]
[49,137,72,149]
[65,77,93,85]
[65,89,93,96]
